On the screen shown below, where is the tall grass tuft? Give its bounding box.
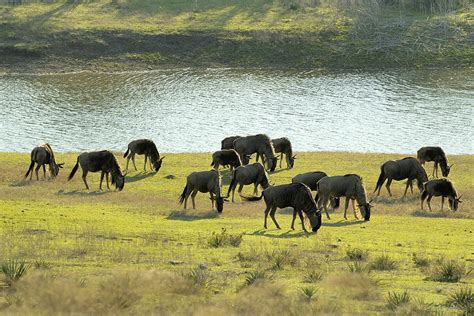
[446,287,474,314]
[412,253,430,268]
[244,270,268,286]
[347,261,369,273]
[429,260,467,283]
[386,290,411,311]
[1,260,30,285]
[370,254,398,271]
[208,228,243,248]
[346,248,369,261]
[300,286,318,302]
[304,270,324,283]
[184,265,213,288]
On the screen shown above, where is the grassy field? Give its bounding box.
[0,0,472,72]
[0,151,472,314]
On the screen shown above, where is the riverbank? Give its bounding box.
[0,1,472,73]
[0,152,472,313]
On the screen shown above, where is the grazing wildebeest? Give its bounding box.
[68,150,125,191]
[178,169,224,213]
[25,144,64,180]
[317,174,372,221]
[226,163,270,203]
[374,157,428,197]
[271,137,296,169]
[240,183,322,232]
[417,146,452,178]
[421,178,462,212]
[123,139,164,172]
[233,134,278,172]
[211,149,242,170]
[221,136,241,150]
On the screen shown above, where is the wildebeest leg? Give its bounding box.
[255,153,260,162]
[385,179,393,196]
[191,190,198,209]
[263,205,271,229]
[106,172,110,189]
[420,190,428,209]
[131,154,137,171]
[279,153,283,168]
[125,156,131,172]
[409,182,414,194]
[144,155,147,172]
[403,180,411,197]
[42,165,47,179]
[99,171,105,190]
[433,162,438,178]
[269,206,281,229]
[441,196,444,211]
[253,183,258,195]
[35,164,41,181]
[183,188,191,209]
[82,170,90,191]
[210,193,214,210]
[238,184,244,201]
[426,195,433,212]
[351,198,359,219]
[343,197,350,220]
[318,197,331,220]
[297,210,307,232]
[291,209,297,230]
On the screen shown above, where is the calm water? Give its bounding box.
[0,68,472,154]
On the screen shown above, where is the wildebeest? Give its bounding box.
[233,134,278,172]
[221,136,241,150]
[374,157,428,197]
[417,146,452,177]
[240,183,322,232]
[178,169,224,213]
[271,137,296,169]
[317,174,372,221]
[211,149,242,170]
[226,163,270,203]
[68,150,125,191]
[123,139,164,172]
[292,171,328,191]
[421,178,462,211]
[25,144,64,180]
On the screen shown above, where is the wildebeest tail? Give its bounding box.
[374,165,386,192]
[178,185,188,204]
[24,161,35,178]
[239,192,264,201]
[68,158,79,181]
[123,148,130,158]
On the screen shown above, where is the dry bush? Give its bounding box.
[324,271,379,301]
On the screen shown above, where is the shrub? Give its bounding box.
[300,286,318,302]
[244,270,268,286]
[370,254,397,271]
[347,261,369,273]
[208,228,243,248]
[184,265,213,288]
[346,248,369,261]
[429,260,466,283]
[386,290,411,311]
[1,260,30,285]
[446,287,474,314]
[304,270,323,283]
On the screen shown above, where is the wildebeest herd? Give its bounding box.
[24,136,462,233]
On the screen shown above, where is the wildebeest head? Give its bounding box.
[442,164,453,177]
[449,194,462,211]
[112,173,125,191]
[288,155,296,169]
[307,209,322,232]
[359,199,373,221]
[242,155,251,165]
[51,162,64,178]
[216,196,224,213]
[265,157,278,172]
[153,157,165,172]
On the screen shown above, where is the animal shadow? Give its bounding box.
[249,229,309,238]
[166,210,219,221]
[56,189,109,196]
[322,220,364,227]
[125,172,156,183]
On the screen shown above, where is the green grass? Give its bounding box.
[0,151,472,313]
[0,0,472,72]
